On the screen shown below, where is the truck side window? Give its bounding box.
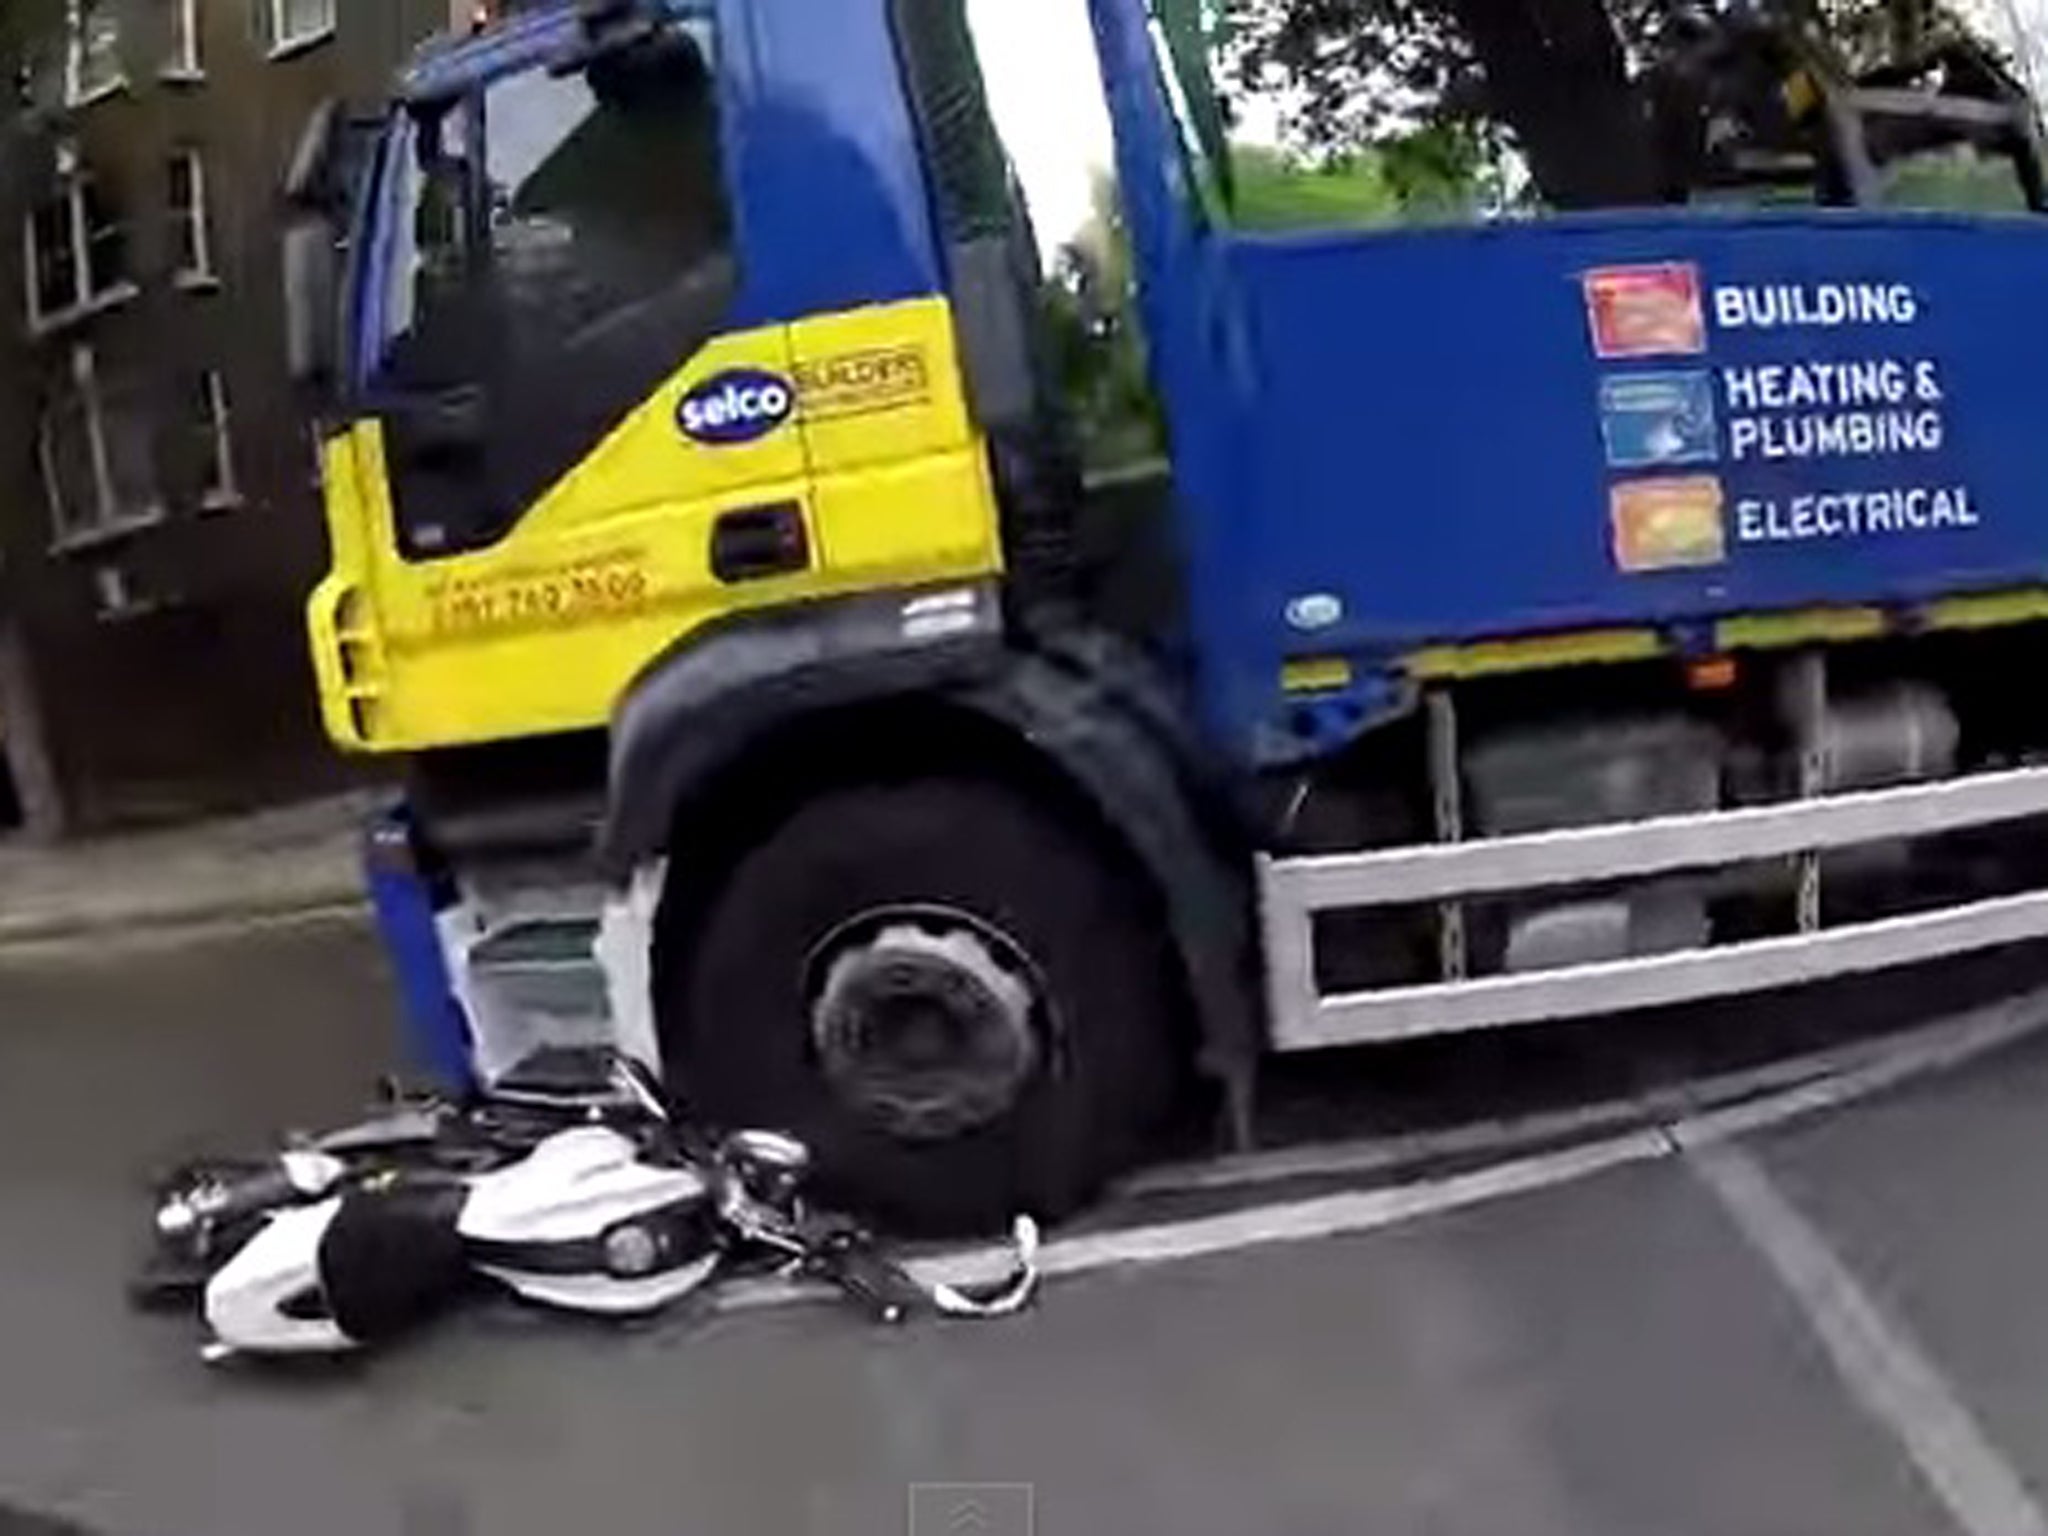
[374,21,735,560]
[943,0,1165,475]
[479,32,732,367]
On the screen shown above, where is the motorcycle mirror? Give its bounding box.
[721,1130,813,1215]
[722,1130,812,1178]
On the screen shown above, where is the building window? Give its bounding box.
[196,370,239,508]
[23,160,132,329]
[268,0,336,56]
[168,150,213,283]
[93,565,147,620]
[165,0,202,78]
[65,0,125,105]
[39,347,163,548]
[20,34,65,113]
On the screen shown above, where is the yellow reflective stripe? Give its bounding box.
[1282,656,1355,694]
[1716,608,1888,651]
[1406,629,1664,681]
[1920,588,2048,633]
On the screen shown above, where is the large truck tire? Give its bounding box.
[654,775,1184,1235]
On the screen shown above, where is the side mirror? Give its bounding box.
[282,218,340,388]
[555,9,710,82]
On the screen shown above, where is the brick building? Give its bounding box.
[0,0,462,835]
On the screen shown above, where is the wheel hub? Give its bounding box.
[809,910,1043,1141]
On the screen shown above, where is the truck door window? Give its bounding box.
[378,106,475,377]
[479,36,731,365]
[373,21,734,559]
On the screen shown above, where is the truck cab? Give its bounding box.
[303,0,2048,1232]
[309,0,1009,751]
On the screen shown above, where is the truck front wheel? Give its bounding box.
[654,776,1183,1235]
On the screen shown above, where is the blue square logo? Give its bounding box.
[1599,371,1719,468]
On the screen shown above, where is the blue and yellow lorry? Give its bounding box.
[297,0,2048,1229]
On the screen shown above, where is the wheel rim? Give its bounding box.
[805,905,1049,1142]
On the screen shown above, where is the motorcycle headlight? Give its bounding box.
[602,1221,663,1278]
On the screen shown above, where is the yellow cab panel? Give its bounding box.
[307,2,1004,755]
[312,302,1002,752]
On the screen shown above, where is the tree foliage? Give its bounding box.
[1045,172,1166,468]
[1220,0,1987,210]
[1230,132,1502,226]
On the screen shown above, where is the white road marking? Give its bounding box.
[1131,988,2048,1198]
[711,1132,1670,1316]
[1689,1141,2048,1536]
[1675,993,2048,1149]
[714,990,2048,1536]
[714,987,2048,1314]
[967,1130,1672,1284]
[1120,1097,1666,1197]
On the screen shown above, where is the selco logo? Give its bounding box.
[677,368,795,446]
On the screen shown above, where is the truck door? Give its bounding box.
[359,18,800,566]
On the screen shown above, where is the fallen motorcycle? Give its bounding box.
[133,1048,1041,1361]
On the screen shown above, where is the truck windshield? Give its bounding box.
[361,18,733,556]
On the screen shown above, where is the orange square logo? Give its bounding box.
[1584,264,1706,358]
[1611,476,1727,571]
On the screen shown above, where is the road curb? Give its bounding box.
[0,879,368,952]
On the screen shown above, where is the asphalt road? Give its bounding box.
[9,915,2048,1535]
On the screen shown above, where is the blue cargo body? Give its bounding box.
[1185,214,2048,759]
[1085,0,2048,766]
[1229,215,2045,624]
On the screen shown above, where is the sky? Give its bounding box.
[960,0,1288,257]
[1961,0,2048,98]
[965,0,1119,253]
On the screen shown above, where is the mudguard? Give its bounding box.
[602,583,1007,876]
[601,592,1262,1130]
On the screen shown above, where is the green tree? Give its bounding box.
[1219,0,2017,212]
[1046,172,1165,470]
[1224,0,1658,208]
[1230,128,1505,229]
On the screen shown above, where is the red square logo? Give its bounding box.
[1611,475,1726,572]
[1584,264,1706,358]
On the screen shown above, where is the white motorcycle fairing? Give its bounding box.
[202,1198,352,1358]
[201,1176,473,1360]
[457,1127,722,1316]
